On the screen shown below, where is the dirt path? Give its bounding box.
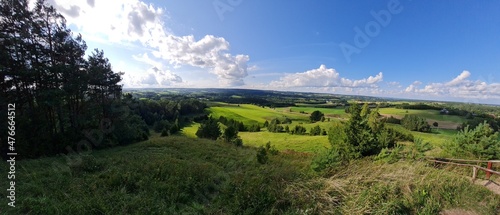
[472,178,500,195]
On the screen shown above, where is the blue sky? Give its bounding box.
[46,0,500,104]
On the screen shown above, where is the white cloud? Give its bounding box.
[270,65,383,89]
[446,70,470,86]
[47,0,250,86]
[47,0,167,45]
[122,67,183,87]
[403,71,500,101]
[152,35,250,86]
[132,53,164,69]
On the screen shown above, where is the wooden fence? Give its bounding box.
[426,157,500,181]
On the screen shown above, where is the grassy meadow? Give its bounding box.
[6,102,498,214]
[202,103,464,157]
[2,134,499,214]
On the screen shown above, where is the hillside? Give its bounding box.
[1,134,499,214]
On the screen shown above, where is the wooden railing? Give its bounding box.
[426,157,500,181]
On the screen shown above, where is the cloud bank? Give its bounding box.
[47,0,250,86]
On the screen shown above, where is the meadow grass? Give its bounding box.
[182,123,330,153]
[239,131,330,153]
[0,135,315,214]
[312,158,500,214]
[379,107,466,123]
[2,131,498,214]
[278,106,348,118]
[208,103,306,125]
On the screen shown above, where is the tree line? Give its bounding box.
[0,0,207,159]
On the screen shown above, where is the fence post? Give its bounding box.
[472,166,477,182]
[486,162,492,180]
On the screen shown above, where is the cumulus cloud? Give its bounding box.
[270,65,383,89]
[152,35,249,86]
[122,67,183,87]
[47,0,250,86]
[403,70,500,101]
[445,70,470,86]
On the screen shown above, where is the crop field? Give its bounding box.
[207,103,309,125]
[379,107,466,123]
[239,131,330,153]
[278,106,348,118]
[197,103,470,155]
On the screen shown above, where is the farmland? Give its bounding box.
[196,102,466,156]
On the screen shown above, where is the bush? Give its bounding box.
[256,146,268,164]
[223,126,239,143]
[196,117,221,140]
[401,115,431,132]
[444,122,500,159]
[327,103,400,163]
[160,128,169,137]
[311,148,342,172]
[231,138,243,147]
[384,116,401,124]
[310,110,324,122]
[153,120,170,133]
[265,141,279,155]
[292,125,307,135]
[310,125,322,136]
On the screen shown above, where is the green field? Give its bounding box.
[3,135,499,214]
[239,131,329,153]
[202,103,467,154]
[208,103,308,125]
[279,106,348,118]
[379,107,466,123]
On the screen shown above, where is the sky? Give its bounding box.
[45,0,500,104]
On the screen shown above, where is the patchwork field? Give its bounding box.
[379,108,466,123]
[190,103,469,155]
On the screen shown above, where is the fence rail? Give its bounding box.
[426,157,500,181]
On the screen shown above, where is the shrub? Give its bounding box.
[256,146,268,164]
[310,125,322,136]
[196,117,221,140]
[265,141,279,155]
[153,120,170,133]
[310,110,324,122]
[292,125,307,135]
[223,126,239,143]
[311,148,342,172]
[401,115,431,132]
[384,116,401,124]
[444,122,500,159]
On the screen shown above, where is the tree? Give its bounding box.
[292,125,307,135]
[401,115,431,132]
[256,146,268,164]
[445,122,500,159]
[196,117,221,140]
[310,110,324,122]
[223,126,238,143]
[328,103,397,160]
[310,125,322,136]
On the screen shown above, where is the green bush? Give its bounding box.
[310,110,324,122]
[292,125,307,135]
[256,146,268,164]
[309,125,322,136]
[444,122,500,159]
[196,117,221,140]
[401,115,431,132]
